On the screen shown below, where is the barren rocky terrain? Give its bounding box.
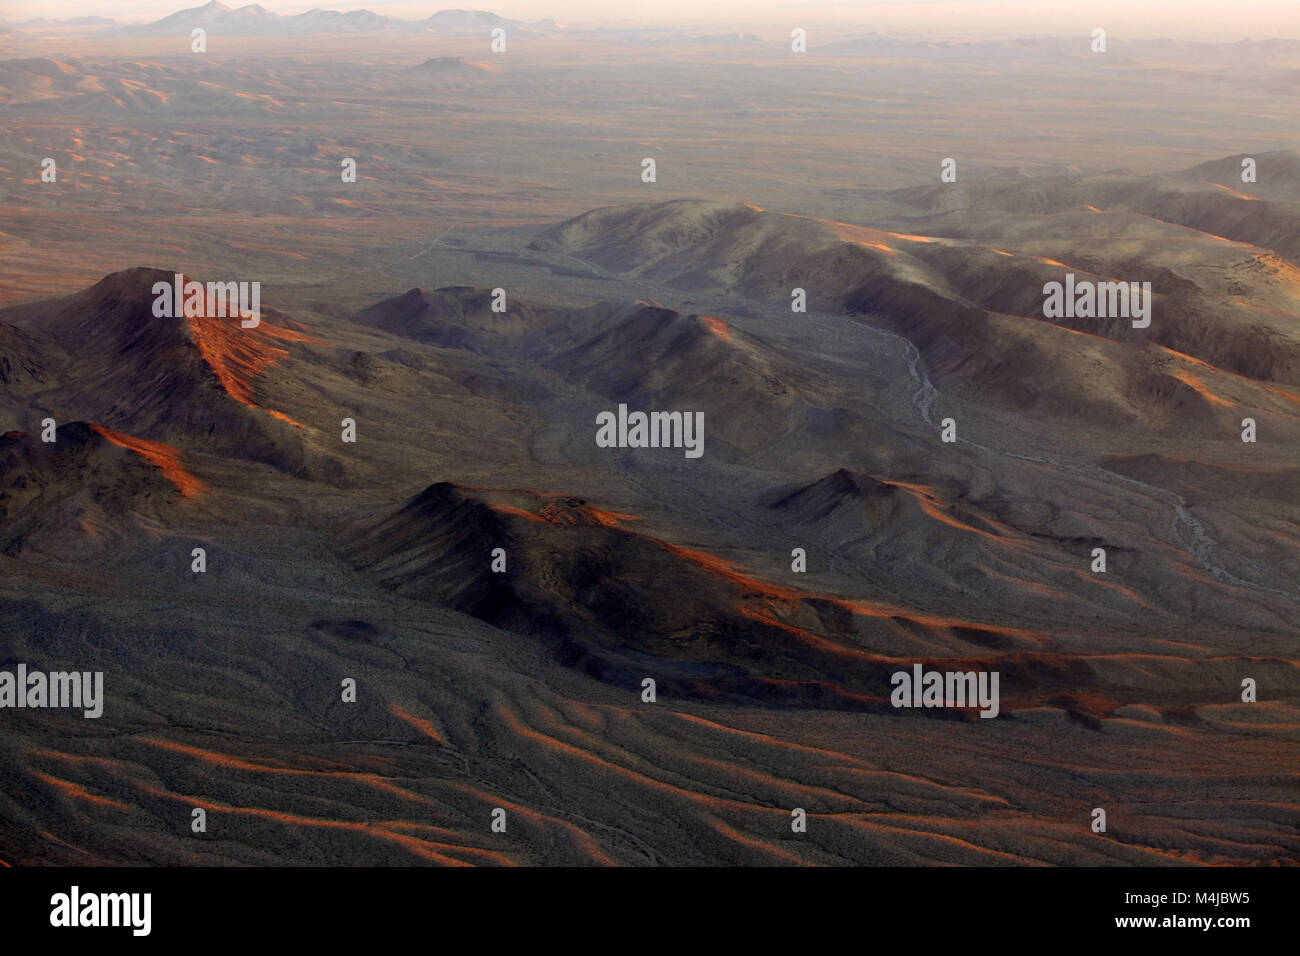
[1,11,1297,865]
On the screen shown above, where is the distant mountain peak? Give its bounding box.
[132,2,542,35]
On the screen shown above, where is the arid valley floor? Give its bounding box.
[0,9,1298,865]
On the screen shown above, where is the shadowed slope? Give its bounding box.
[0,421,199,555]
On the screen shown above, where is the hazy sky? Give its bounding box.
[6,0,1300,41]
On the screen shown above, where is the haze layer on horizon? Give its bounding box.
[8,0,1300,42]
